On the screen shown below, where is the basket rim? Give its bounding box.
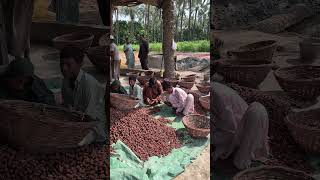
[182,114,210,131]
[110,93,140,102]
[218,59,276,68]
[0,100,99,126]
[230,40,278,53]
[274,65,320,83]
[285,109,320,132]
[233,165,313,179]
[53,32,94,43]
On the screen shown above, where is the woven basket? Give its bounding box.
[274,65,320,100]
[137,75,151,86]
[285,109,320,153]
[163,78,179,87]
[127,72,139,78]
[87,46,110,72]
[233,166,314,180]
[300,37,320,62]
[179,81,195,90]
[182,114,210,138]
[196,83,210,94]
[181,75,196,82]
[0,100,99,153]
[52,32,94,51]
[216,60,274,88]
[227,40,277,64]
[110,93,139,110]
[199,95,210,111]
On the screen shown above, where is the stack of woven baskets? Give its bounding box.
[215,40,278,88]
[179,74,196,90]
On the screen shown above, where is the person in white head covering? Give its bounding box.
[212,82,269,169]
[110,35,120,80]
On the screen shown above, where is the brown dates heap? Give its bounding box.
[110,108,181,161]
[0,144,109,180]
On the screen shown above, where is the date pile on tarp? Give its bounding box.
[110,104,210,180]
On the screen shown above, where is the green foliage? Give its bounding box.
[117,40,209,53]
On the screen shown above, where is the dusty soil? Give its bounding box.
[175,145,210,180]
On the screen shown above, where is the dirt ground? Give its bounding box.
[175,145,210,180]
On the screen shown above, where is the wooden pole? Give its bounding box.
[0,2,8,65]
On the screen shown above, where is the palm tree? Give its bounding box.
[162,0,175,78]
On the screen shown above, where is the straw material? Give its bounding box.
[179,81,195,90]
[215,60,274,88]
[233,166,315,180]
[285,109,320,153]
[274,65,320,100]
[52,32,94,51]
[182,114,210,138]
[227,40,277,64]
[0,100,98,153]
[110,93,140,110]
[87,46,110,72]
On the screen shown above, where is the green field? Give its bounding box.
[117,40,209,53]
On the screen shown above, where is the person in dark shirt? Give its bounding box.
[138,35,149,70]
[110,80,127,95]
[0,58,55,105]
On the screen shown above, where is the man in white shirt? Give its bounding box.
[212,82,269,169]
[162,81,194,116]
[110,35,120,80]
[128,76,144,107]
[60,47,107,146]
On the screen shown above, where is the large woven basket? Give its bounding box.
[199,95,210,111]
[87,46,110,72]
[163,78,179,87]
[0,100,99,153]
[285,108,320,153]
[299,37,320,62]
[227,40,277,64]
[233,166,315,180]
[215,60,275,88]
[181,74,196,82]
[179,81,195,90]
[274,65,320,100]
[196,83,210,94]
[52,32,94,51]
[182,114,210,138]
[110,93,139,110]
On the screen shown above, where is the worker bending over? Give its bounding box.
[143,77,163,106]
[110,80,127,95]
[212,82,269,169]
[60,47,107,146]
[162,81,194,116]
[0,58,55,105]
[128,76,144,107]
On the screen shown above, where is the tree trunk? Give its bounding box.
[188,0,192,41]
[147,5,150,39]
[193,7,198,40]
[116,9,119,44]
[162,0,175,78]
[180,0,185,41]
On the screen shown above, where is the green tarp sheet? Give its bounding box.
[110,104,210,180]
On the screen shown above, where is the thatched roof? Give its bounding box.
[112,0,162,7]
